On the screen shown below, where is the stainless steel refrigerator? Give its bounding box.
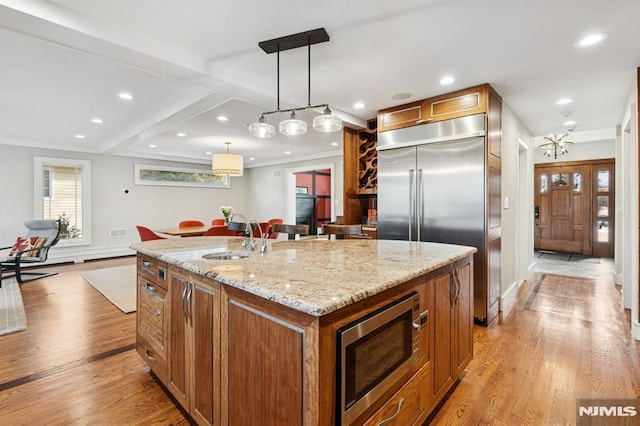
[377,113,493,323]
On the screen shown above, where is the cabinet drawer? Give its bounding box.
[138,277,167,351]
[363,364,429,426]
[137,333,167,384]
[137,255,168,289]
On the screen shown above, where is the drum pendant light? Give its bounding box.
[212,141,243,176]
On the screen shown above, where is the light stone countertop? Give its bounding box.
[131,237,476,317]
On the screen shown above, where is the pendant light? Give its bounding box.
[247,28,342,138]
[540,134,573,159]
[212,141,243,176]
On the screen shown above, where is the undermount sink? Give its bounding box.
[202,251,249,261]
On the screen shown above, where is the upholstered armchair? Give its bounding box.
[0,219,61,286]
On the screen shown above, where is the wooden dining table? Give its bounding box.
[154,225,209,237]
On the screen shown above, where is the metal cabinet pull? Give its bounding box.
[142,260,153,267]
[154,309,161,316]
[145,283,156,293]
[452,269,461,305]
[144,350,157,363]
[186,283,193,325]
[417,168,423,241]
[376,398,404,426]
[409,169,414,241]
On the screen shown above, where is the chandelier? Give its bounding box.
[247,28,343,138]
[212,141,243,176]
[540,134,573,159]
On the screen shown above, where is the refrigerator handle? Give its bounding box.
[409,169,414,241]
[417,168,423,241]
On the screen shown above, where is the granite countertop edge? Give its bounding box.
[132,238,476,317]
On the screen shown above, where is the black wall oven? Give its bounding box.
[336,291,420,425]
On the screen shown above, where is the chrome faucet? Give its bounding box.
[229,213,267,254]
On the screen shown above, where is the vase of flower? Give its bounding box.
[220,206,233,224]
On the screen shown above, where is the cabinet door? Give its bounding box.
[431,272,453,403]
[224,292,305,426]
[168,268,190,408]
[190,279,220,426]
[452,262,473,376]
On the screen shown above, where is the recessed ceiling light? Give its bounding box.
[176,132,186,137]
[118,92,133,100]
[249,157,256,161]
[563,120,577,126]
[149,144,157,148]
[217,115,229,122]
[205,151,212,155]
[75,134,85,139]
[577,32,609,47]
[91,118,104,124]
[439,76,455,85]
[555,98,573,105]
[331,142,339,146]
[353,102,365,109]
[284,151,291,155]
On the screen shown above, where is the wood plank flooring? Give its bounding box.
[0,257,638,425]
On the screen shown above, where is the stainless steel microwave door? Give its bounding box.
[377,146,417,241]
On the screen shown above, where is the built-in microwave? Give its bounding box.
[336,291,421,425]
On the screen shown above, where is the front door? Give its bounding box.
[534,159,615,257]
[535,164,591,254]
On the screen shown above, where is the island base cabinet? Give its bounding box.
[221,287,317,426]
[431,259,474,405]
[167,268,220,426]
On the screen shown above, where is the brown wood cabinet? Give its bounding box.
[137,253,474,425]
[136,255,168,383]
[432,260,473,403]
[378,84,492,132]
[167,266,221,426]
[343,119,378,230]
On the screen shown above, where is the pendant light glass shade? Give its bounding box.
[279,111,307,136]
[212,141,243,176]
[248,115,276,138]
[312,106,343,132]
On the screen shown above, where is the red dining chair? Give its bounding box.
[252,222,270,238]
[179,220,205,227]
[136,225,167,241]
[211,218,226,226]
[203,225,237,236]
[267,218,283,239]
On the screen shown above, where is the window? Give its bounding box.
[43,168,52,199]
[33,157,91,246]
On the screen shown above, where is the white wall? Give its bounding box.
[0,144,250,262]
[500,102,534,310]
[617,73,639,340]
[534,137,616,163]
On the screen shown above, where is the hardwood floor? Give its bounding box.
[0,257,638,425]
[0,257,190,425]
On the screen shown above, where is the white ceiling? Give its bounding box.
[0,0,638,168]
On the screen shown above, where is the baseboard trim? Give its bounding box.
[500,280,519,314]
[41,245,135,265]
[633,322,640,341]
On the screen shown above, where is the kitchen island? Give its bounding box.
[132,236,476,425]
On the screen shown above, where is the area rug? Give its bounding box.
[0,279,27,336]
[81,264,136,313]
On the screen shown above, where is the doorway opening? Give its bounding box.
[285,163,335,235]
